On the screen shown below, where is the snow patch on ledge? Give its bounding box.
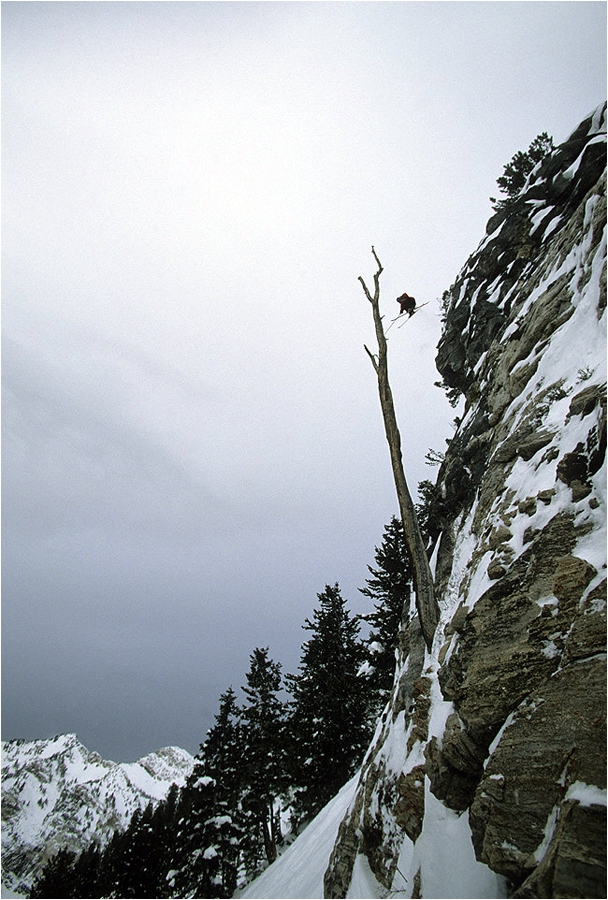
[395,783,508,899]
[565,781,607,807]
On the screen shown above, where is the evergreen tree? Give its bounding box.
[199,687,243,798]
[359,517,413,708]
[288,583,373,825]
[169,774,226,898]
[415,479,440,544]
[94,820,131,898]
[134,795,181,898]
[70,844,103,898]
[30,848,79,898]
[197,688,244,896]
[31,789,185,899]
[240,648,289,877]
[153,783,182,896]
[490,132,554,209]
[170,688,245,897]
[94,805,149,898]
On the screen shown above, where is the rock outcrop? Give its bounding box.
[324,103,606,898]
[1,733,194,895]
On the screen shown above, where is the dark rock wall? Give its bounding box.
[324,104,606,899]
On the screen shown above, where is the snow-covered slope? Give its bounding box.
[244,104,607,900]
[239,777,359,900]
[240,773,505,900]
[1,733,194,895]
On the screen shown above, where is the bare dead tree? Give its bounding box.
[359,246,439,650]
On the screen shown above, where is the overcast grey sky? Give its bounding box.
[2,1,606,762]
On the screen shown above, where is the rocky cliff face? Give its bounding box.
[324,104,606,899]
[1,733,194,895]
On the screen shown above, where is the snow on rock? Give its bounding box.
[1,734,194,895]
[565,781,607,808]
[396,785,507,899]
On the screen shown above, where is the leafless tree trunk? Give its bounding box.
[359,246,439,650]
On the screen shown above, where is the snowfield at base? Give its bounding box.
[239,772,507,900]
[396,785,507,900]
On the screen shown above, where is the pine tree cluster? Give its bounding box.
[490,132,555,211]
[30,518,413,900]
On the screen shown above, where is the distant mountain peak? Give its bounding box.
[1,733,195,895]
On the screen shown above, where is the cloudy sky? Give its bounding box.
[2,1,606,763]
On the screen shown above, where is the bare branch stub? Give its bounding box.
[370,245,382,268]
[358,275,373,304]
[364,344,379,373]
[358,245,384,306]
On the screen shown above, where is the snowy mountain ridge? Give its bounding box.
[1,733,194,895]
[243,103,607,899]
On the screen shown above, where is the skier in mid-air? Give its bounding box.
[396,292,416,316]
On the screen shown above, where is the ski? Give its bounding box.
[386,301,430,333]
